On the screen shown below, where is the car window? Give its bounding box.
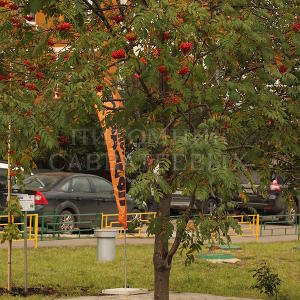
[91,177,113,193]
[72,177,91,193]
[24,174,63,190]
[60,180,71,192]
[0,168,7,189]
[0,168,7,181]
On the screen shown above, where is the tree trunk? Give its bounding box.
[154,262,170,300]
[153,194,172,300]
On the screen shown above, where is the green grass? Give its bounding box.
[0,241,300,300]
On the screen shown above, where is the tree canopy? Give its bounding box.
[0,0,299,299]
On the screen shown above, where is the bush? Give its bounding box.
[251,261,281,300]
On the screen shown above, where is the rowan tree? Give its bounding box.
[4,0,300,299]
[0,1,90,291]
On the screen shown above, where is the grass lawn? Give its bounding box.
[0,241,299,300]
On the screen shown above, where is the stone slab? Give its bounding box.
[102,288,149,296]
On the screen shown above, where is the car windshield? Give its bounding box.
[24,174,63,190]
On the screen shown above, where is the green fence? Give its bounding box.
[38,212,103,240]
[259,214,300,240]
[1,211,300,241]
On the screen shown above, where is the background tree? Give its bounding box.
[6,0,300,299]
[0,2,89,291]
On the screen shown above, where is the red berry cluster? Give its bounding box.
[171,96,179,105]
[47,39,55,46]
[177,14,184,24]
[9,3,18,10]
[163,75,169,82]
[111,49,126,59]
[179,42,192,54]
[153,48,161,58]
[36,70,44,80]
[178,66,190,75]
[10,171,18,177]
[111,15,124,23]
[24,59,35,72]
[26,83,36,90]
[291,22,300,32]
[158,65,167,74]
[10,17,22,28]
[24,15,35,22]
[141,57,147,65]
[59,135,70,145]
[0,1,7,7]
[56,22,72,31]
[34,135,41,141]
[96,84,103,92]
[0,74,8,81]
[278,64,288,74]
[126,32,137,42]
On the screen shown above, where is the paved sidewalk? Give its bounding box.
[62,293,258,300]
[0,234,298,249]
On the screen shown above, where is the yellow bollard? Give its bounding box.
[256,214,260,241]
[35,214,38,249]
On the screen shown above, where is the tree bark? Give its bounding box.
[153,194,171,300]
[154,261,170,300]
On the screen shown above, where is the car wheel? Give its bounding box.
[58,210,75,232]
[285,201,297,225]
[205,199,218,215]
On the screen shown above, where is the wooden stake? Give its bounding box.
[7,121,12,292]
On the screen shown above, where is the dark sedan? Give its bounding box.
[1,172,137,231]
[169,172,299,223]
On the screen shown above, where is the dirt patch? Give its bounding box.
[0,286,94,297]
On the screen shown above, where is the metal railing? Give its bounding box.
[1,210,299,242]
[231,214,260,241]
[0,214,38,248]
[39,212,103,240]
[102,212,157,237]
[259,214,300,239]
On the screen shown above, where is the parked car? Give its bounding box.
[169,172,299,223]
[233,173,299,223]
[0,172,138,231]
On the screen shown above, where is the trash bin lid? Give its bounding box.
[94,229,119,238]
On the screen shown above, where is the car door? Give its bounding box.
[90,177,117,215]
[70,176,96,215]
[240,172,266,211]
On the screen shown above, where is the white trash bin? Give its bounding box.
[94,229,119,262]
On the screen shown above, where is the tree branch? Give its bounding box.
[166,189,196,263]
[80,0,115,35]
[226,145,256,151]
[177,106,196,133]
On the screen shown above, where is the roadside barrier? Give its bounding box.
[39,212,102,239]
[101,212,157,237]
[0,214,38,248]
[171,214,260,241]
[1,211,298,242]
[231,214,260,241]
[259,214,300,240]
